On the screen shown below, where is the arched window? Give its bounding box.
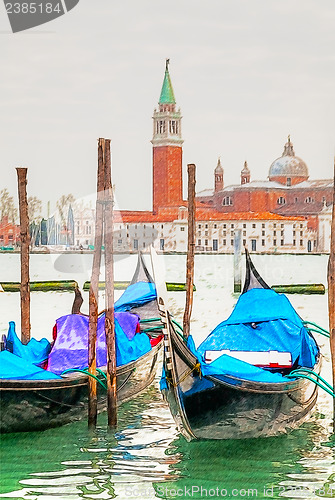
[305,196,314,204]
[222,196,233,206]
[277,197,286,205]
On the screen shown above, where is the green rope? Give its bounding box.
[303,321,330,338]
[288,368,334,392]
[140,317,161,323]
[286,369,335,398]
[61,368,107,390]
[142,326,164,333]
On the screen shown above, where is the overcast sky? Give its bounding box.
[0,0,334,214]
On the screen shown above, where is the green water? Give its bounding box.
[0,383,334,499]
[0,254,334,499]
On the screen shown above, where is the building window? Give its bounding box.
[300,231,303,236]
[252,224,256,228]
[180,227,185,231]
[243,231,246,236]
[205,239,208,246]
[231,224,234,228]
[160,239,165,251]
[230,231,234,236]
[198,239,201,245]
[273,231,276,236]
[133,239,138,250]
[300,240,303,246]
[287,178,292,186]
[118,239,122,245]
[277,197,286,205]
[205,224,208,229]
[262,223,265,229]
[213,239,218,251]
[262,231,265,236]
[222,196,233,206]
[169,120,177,134]
[243,224,246,228]
[143,242,146,248]
[198,231,201,236]
[223,224,226,229]
[293,231,296,236]
[223,231,226,237]
[231,240,234,246]
[243,239,246,246]
[198,224,201,229]
[213,224,217,229]
[273,223,276,228]
[205,231,208,236]
[281,240,284,246]
[281,230,284,236]
[223,239,226,246]
[293,240,296,246]
[305,196,314,203]
[300,224,303,228]
[294,198,298,203]
[262,240,265,246]
[273,240,277,246]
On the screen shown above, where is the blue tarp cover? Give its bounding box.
[6,321,51,365]
[0,351,61,380]
[186,289,318,384]
[47,311,151,375]
[114,281,156,312]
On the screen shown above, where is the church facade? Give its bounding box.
[71,61,333,254]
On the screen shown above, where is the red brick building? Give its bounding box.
[0,216,19,247]
[197,137,333,229]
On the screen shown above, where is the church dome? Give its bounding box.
[268,137,309,185]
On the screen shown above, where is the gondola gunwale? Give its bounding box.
[0,340,162,391]
[167,319,322,395]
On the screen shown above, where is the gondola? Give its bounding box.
[159,250,321,441]
[0,253,163,433]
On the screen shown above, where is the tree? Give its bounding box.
[28,196,42,248]
[0,188,17,224]
[28,196,42,222]
[56,194,75,227]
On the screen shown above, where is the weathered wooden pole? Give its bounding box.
[233,229,242,293]
[183,163,196,338]
[327,158,335,420]
[16,168,31,344]
[103,138,117,429]
[88,139,105,428]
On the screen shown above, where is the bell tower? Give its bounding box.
[152,60,183,213]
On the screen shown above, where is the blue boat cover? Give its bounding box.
[0,351,61,380]
[114,281,157,312]
[6,321,51,365]
[187,289,318,384]
[47,311,151,375]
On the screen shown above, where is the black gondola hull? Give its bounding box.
[0,341,162,433]
[162,309,321,441]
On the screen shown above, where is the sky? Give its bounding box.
[0,0,334,215]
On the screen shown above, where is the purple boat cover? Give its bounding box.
[47,312,151,375]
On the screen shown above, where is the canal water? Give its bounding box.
[0,254,334,499]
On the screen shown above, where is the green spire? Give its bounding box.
[159,59,176,104]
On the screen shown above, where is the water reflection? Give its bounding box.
[0,386,180,500]
[0,384,334,500]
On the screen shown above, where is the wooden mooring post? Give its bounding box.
[88,140,105,428]
[233,229,242,293]
[16,168,31,344]
[103,139,117,429]
[183,163,196,339]
[327,158,335,421]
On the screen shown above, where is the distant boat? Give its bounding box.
[0,253,163,433]
[160,250,321,440]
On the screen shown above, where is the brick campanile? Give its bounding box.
[151,60,183,213]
